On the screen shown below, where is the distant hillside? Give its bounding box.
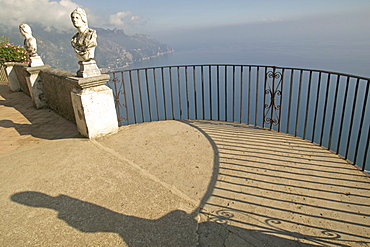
[1,23,173,72]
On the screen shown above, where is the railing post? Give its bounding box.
[68,74,119,139]
[3,62,21,92]
[22,65,51,109]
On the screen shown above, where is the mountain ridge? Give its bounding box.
[1,23,173,72]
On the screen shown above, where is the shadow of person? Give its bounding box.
[11,191,198,246]
[11,191,325,246]
[0,120,32,135]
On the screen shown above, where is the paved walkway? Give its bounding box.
[1,82,370,246]
[0,83,80,154]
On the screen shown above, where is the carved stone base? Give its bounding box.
[29,56,44,67]
[23,65,51,109]
[77,60,101,78]
[71,85,118,138]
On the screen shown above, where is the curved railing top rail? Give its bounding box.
[109,64,370,81]
[107,64,369,172]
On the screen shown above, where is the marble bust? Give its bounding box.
[19,23,44,66]
[19,24,37,57]
[70,7,100,77]
[71,7,97,62]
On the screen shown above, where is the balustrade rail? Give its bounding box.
[107,65,369,172]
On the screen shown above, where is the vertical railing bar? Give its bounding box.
[193,65,197,119]
[201,65,205,119]
[169,67,175,120]
[271,66,277,130]
[328,74,341,150]
[362,126,370,171]
[161,67,167,120]
[263,67,268,129]
[185,66,190,119]
[128,70,137,124]
[255,66,260,127]
[137,70,145,122]
[336,76,351,154]
[225,65,228,121]
[209,66,212,120]
[177,66,182,120]
[122,72,129,125]
[344,77,359,158]
[295,69,303,137]
[320,73,331,146]
[232,65,236,122]
[217,65,220,121]
[144,69,152,122]
[287,69,294,133]
[153,68,160,121]
[312,71,322,142]
[303,70,313,139]
[239,66,244,124]
[111,72,121,125]
[270,67,277,130]
[278,68,285,132]
[354,80,369,165]
[248,66,251,125]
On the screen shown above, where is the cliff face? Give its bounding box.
[95,28,173,71]
[1,24,173,72]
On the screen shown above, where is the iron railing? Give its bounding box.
[107,65,369,172]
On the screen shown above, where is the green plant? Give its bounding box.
[0,41,29,64]
[0,36,10,45]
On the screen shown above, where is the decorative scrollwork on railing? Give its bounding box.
[110,75,128,125]
[264,70,282,127]
[208,209,235,224]
[320,230,341,239]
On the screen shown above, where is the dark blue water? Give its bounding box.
[131,17,370,78]
[129,42,369,78]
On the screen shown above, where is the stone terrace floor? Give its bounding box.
[1,82,370,246]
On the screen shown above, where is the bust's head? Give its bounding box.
[71,7,88,29]
[19,23,32,37]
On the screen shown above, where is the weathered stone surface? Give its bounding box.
[3,62,21,92]
[0,119,369,246]
[13,64,30,96]
[76,60,101,78]
[40,68,76,122]
[21,65,50,109]
[29,56,44,67]
[67,74,110,89]
[71,84,118,138]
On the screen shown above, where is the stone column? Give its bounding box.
[22,65,51,109]
[68,74,119,139]
[3,62,21,92]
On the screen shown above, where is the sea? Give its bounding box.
[127,18,370,78]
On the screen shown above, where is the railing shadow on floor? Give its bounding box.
[185,120,370,246]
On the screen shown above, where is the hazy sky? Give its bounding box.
[1,0,369,75]
[0,0,369,35]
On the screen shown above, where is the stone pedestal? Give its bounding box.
[29,56,44,67]
[77,60,101,78]
[3,62,21,92]
[68,74,118,139]
[23,65,51,109]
